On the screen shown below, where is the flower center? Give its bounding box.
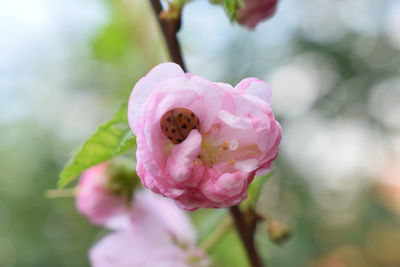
[160,108,200,144]
[195,124,261,168]
[196,136,240,168]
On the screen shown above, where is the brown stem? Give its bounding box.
[230,206,264,267]
[148,0,187,71]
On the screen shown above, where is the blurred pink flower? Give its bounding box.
[375,159,400,215]
[128,62,281,211]
[76,162,129,227]
[90,190,208,267]
[237,0,279,28]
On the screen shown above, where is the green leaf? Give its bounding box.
[223,0,242,21]
[58,103,136,188]
[242,172,274,208]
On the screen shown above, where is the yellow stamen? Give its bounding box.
[221,141,231,151]
[204,130,212,137]
[212,123,221,129]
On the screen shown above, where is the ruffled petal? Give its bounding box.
[200,171,248,203]
[128,63,185,134]
[236,78,272,104]
[166,130,202,183]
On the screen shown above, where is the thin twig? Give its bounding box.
[200,215,233,252]
[230,206,264,267]
[148,0,187,71]
[46,188,76,198]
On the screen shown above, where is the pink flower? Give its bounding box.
[90,190,208,267]
[76,162,133,227]
[376,159,400,215]
[237,0,279,29]
[128,62,281,211]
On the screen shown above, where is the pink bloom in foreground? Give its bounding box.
[76,162,129,226]
[128,62,281,211]
[90,190,208,267]
[237,0,279,29]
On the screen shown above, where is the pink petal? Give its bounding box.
[166,130,202,183]
[218,110,253,130]
[236,78,272,104]
[128,63,185,134]
[132,190,197,245]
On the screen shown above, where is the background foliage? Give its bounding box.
[1,0,400,266]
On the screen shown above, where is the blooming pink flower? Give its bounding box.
[90,190,208,267]
[76,162,129,227]
[237,0,279,29]
[128,62,281,211]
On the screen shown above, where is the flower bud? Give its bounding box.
[237,0,279,29]
[76,159,138,226]
[267,219,292,245]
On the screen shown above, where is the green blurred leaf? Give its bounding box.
[242,172,274,208]
[224,0,242,21]
[92,22,132,62]
[58,103,135,188]
[91,0,136,64]
[210,230,250,267]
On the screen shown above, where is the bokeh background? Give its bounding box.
[1,0,400,266]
